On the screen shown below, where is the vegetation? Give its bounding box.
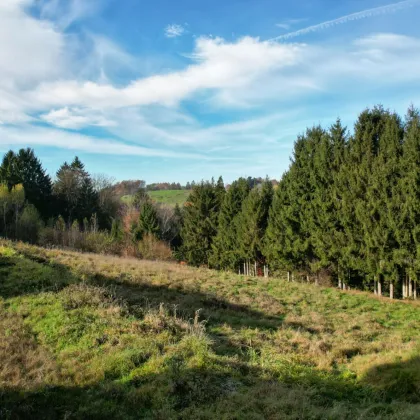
[2,105,420,301]
[1,240,420,419]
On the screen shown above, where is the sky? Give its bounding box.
[1,0,420,184]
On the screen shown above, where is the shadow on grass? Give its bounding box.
[361,356,420,403]
[0,252,76,299]
[1,248,420,418]
[0,359,384,420]
[3,359,420,419]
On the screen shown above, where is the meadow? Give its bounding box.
[121,190,191,207]
[1,240,420,419]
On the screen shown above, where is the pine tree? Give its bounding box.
[338,107,389,288]
[236,179,273,268]
[181,180,221,266]
[209,178,250,270]
[53,157,99,224]
[396,106,420,298]
[137,201,160,239]
[310,120,347,281]
[264,172,300,273]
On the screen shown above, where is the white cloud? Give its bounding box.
[41,107,116,129]
[28,36,302,112]
[1,0,420,170]
[0,124,203,159]
[39,0,99,29]
[165,23,185,38]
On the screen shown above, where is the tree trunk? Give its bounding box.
[374,278,377,295]
[414,283,417,300]
[287,271,290,282]
[338,278,342,289]
[390,283,394,300]
[377,277,382,296]
[342,282,346,290]
[409,276,413,298]
[306,275,310,283]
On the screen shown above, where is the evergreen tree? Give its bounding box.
[395,106,420,297]
[137,201,160,239]
[53,157,99,224]
[209,178,250,269]
[264,171,301,273]
[181,180,221,266]
[236,179,273,266]
[310,121,347,279]
[0,149,52,218]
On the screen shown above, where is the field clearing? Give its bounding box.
[121,190,191,206]
[1,240,420,419]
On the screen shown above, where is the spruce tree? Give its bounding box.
[396,106,420,298]
[209,178,250,270]
[181,180,221,266]
[236,179,273,268]
[53,157,99,224]
[137,201,161,239]
[310,120,347,280]
[264,172,300,273]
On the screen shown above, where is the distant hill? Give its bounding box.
[122,189,191,206]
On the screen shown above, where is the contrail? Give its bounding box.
[269,0,420,42]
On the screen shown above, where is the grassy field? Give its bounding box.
[1,240,420,419]
[121,190,191,206]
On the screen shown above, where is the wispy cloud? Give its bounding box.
[270,0,420,41]
[164,24,185,38]
[0,125,204,159]
[276,18,307,31]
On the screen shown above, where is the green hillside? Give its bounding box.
[1,240,420,419]
[121,190,191,206]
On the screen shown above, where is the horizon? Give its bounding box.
[1,0,420,183]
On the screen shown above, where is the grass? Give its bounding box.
[121,190,191,206]
[1,240,420,419]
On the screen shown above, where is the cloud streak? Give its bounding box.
[165,24,185,38]
[270,0,420,41]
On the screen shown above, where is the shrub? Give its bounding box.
[138,234,173,261]
[17,205,43,243]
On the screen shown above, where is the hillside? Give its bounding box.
[1,241,420,419]
[121,190,191,207]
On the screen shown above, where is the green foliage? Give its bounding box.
[0,148,52,218]
[137,201,161,239]
[265,105,420,296]
[17,204,43,244]
[181,180,223,266]
[53,157,100,225]
[236,179,273,265]
[210,178,250,270]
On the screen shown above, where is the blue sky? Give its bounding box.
[1,0,420,183]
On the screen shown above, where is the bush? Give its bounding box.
[138,234,173,261]
[17,205,43,243]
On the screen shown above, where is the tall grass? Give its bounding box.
[1,240,420,419]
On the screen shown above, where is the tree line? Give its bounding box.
[1,105,419,299]
[179,105,420,299]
